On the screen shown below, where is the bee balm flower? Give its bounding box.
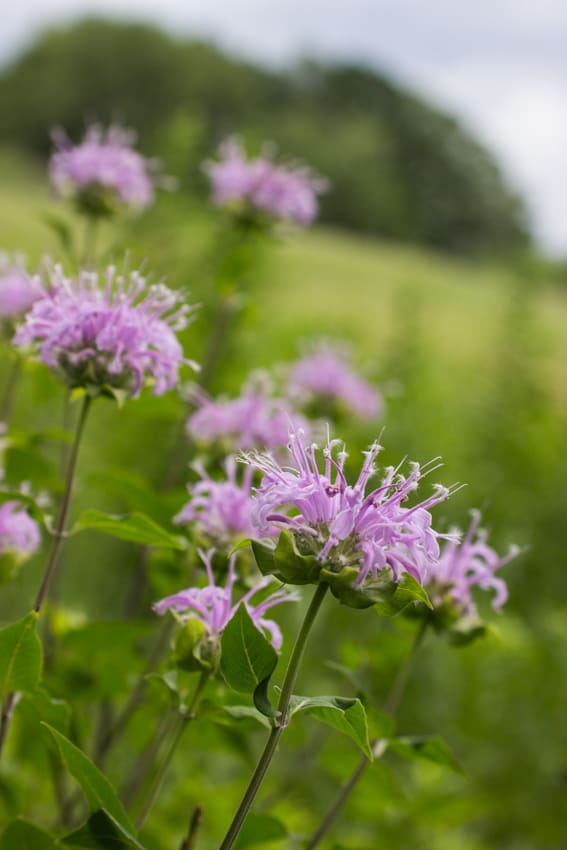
[13,264,196,399]
[247,429,456,603]
[205,139,327,227]
[50,125,163,215]
[0,500,41,584]
[0,256,42,323]
[429,510,520,616]
[154,551,298,654]
[174,457,258,547]
[288,343,382,421]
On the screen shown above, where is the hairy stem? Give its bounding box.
[305,619,429,850]
[218,582,329,850]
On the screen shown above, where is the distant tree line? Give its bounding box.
[0,18,530,256]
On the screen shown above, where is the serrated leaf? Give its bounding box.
[0,818,59,850]
[41,724,134,833]
[0,612,43,698]
[374,573,433,617]
[220,604,278,696]
[233,812,288,848]
[288,695,372,759]
[62,810,147,849]
[75,510,186,550]
[389,735,464,774]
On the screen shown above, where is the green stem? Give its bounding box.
[0,355,22,426]
[305,619,428,850]
[218,582,329,850]
[0,394,92,762]
[34,394,92,613]
[135,672,210,831]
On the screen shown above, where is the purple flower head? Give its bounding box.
[187,378,310,452]
[247,428,457,591]
[205,138,327,227]
[0,255,43,321]
[154,550,299,651]
[13,264,197,399]
[0,500,41,560]
[288,342,383,421]
[430,510,520,616]
[174,456,259,546]
[49,125,164,214]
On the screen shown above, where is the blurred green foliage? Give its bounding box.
[0,17,529,258]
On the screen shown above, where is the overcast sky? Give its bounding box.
[2,0,567,254]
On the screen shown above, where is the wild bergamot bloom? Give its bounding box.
[246,429,457,607]
[428,509,520,618]
[205,138,327,227]
[0,255,42,325]
[175,457,260,548]
[13,264,196,400]
[154,550,299,670]
[288,341,383,421]
[187,379,310,452]
[0,497,41,584]
[49,124,165,216]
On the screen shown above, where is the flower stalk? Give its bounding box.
[218,581,329,850]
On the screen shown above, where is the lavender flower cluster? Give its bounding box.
[206,138,327,226]
[0,256,42,323]
[49,125,160,214]
[14,264,196,398]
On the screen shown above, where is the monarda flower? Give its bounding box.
[175,457,257,547]
[288,342,382,421]
[0,255,42,325]
[13,264,196,400]
[428,510,520,618]
[0,499,41,584]
[187,383,309,452]
[247,430,456,608]
[205,138,327,227]
[49,125,164,216]
[154,551,298,670]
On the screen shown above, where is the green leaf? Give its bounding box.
[42,210,74,256]
[233,813,288,848]
[251,532,320,586]
[0,612,43,698]
[253,676,280,719]
[288,695,372,759]
[219,705,271,730]
[0,819,59,850]
[374,573,433,617]
[41,724,135,834]
[220,604,278,696]
[75,510,186,550]
[389,735,464,774]
[62,810,147,849]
